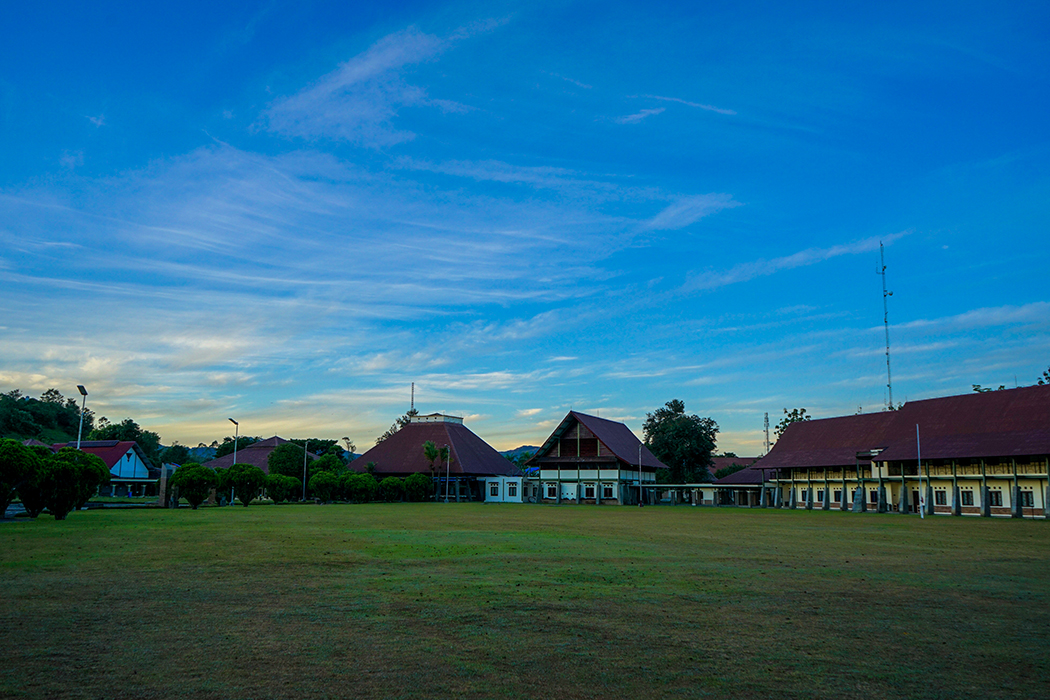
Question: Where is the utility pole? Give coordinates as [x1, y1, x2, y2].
[764, 412, 770, 455]
[878, 242, 894, 410]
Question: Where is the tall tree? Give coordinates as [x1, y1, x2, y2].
[376, 409, 419, 444]
[642, 400, 719, 483]
[1037, 366, 1050, 385]
[227, 464, 267, 506]
[774, 408, 810, 440]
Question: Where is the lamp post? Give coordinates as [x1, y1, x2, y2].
[76, 385, 88, 449]
[302, 440, 309, 501]
[228, 418, 238, 505]
[444, 444, 451, 503]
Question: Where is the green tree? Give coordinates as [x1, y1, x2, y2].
[161, 443, 192, 465]
[774, 408, 810, 440]
[38, 448, 109, 520]
[312, 453, 346, 474]
[169, 463, 217, 509]
[377, 409, 419, 444]
[378, 476, 404, 502]
[643, 400, 719, 483]
[309, 471, 342, 503]
[0, 439, 42, 517]
[214, 436, 261, 459]
[972, 384, 1005, 393]
[713, 463, 747, 480]
[1039, 367, 1050, 385]
[344, 472, 378, 503]
[404, 472, 430, 502]
[227, 464, 267, 506]
[15, 446, 53, 517]
[267, 474, 301, 504]
[267, 443, 311, 480]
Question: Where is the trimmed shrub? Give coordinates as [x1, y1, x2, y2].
[169, 463, 217, 509]
[379, 476, 404, 502]
[404, 472, 430, 502]
[267, 474, 301, 504]
[309, 471, 341, 503]
[228, 463, 267, 506]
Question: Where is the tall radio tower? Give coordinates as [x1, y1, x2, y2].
[878, 242, 894, 410]
[763, 412, 770, 455]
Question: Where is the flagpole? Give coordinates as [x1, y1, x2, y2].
[916, 424, 924, 519]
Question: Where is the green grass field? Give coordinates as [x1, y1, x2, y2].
[1, 504, 1047, 699]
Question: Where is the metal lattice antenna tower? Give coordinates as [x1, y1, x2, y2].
[411, 382, 415, 412]
[763, 412, 770, 455]
[878, 242, 894, 410]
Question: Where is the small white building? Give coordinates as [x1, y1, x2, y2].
[482, 475, 524, 503]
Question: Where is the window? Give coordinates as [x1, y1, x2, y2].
[490, 483, 499, 497]
[800, 489, 808, 502]
[988, 490, 1003, 507]
[1021, 490, 1034, 507]
[961, 490, 974, 506]
[584, 485, 595, 499]
[816, 490, 824, 502]
[934, 490, 947, 506]
[546, 485, 557, 499]
[508, 483, 517, 497]
[603, 485, 614, 499]
[834, 490, 842, 503]
[870, 489, 879, 504]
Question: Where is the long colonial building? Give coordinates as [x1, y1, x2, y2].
[751, 384, 1050, 517]
[527, 411, 668, 505]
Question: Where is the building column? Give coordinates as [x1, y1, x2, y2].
[951, 460, 961, 516]
[898, 475, 911, 515]
[851, 485, 865, 513]
[1011, 459, 1022, 519]
[805, 484, 813, 511]
[979, 467, 991, 518]
[877, 485, 888, 513]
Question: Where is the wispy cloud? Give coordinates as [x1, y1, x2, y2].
[642, 94, 736, 115]
[86, 114, 105, 127]
[549, 72, 592, 89]
[262, 22, 502, 147]
[646, 193, 740, 230]
[615, 107, 665, 124]
[682, 231, 908, 292]
[895, 301, 1050, 332]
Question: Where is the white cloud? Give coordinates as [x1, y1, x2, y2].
[646, 193, 741, 230]
[86, 114, 105, 127]
[643, 94, 736, 115]
[263, 25, 487, 146]
[682, 231, 909, 292]
[615, 107, 665, 124]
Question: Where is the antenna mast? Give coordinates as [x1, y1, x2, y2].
[410, 382, 415, 412]
[878, 242, 894, 410]
[763, 412, 770, 455]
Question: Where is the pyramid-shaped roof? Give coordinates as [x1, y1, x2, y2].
[354, 415, 516, 477]
[203, 436, 315, 473]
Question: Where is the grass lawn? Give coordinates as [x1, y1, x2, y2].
[1, 504, 1047, 699]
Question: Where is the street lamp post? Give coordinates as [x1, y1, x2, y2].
[76, 385, 88, 449]
[228, 418, 239, 505]
[302, 440, 309, 501]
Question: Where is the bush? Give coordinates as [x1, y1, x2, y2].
[378, 476, 404, 502]
[267, 474, 301, 504]
[309, 471, 341, 503]
[343, 472, 378, 503]
[404, 473, 430, 502]
[169, 463, 217, 509]
[228, 463, 267, 506]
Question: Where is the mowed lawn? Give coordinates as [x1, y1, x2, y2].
[1, 504, 1047, 699]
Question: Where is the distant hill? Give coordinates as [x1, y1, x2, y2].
[500, 445, 539, 459]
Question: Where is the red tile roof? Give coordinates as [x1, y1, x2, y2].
[353, 420, 516, 477]
[203, 436, 315, 474]
[759, 384, 1050, 469]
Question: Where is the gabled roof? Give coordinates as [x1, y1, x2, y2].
[50, 440, 155, 479]
[759, 383, 1050, 468]
[353, 420, 516, 477]
[529, 411, 667, 470]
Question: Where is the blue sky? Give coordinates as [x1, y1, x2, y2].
[2, 1, 1048, 453]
